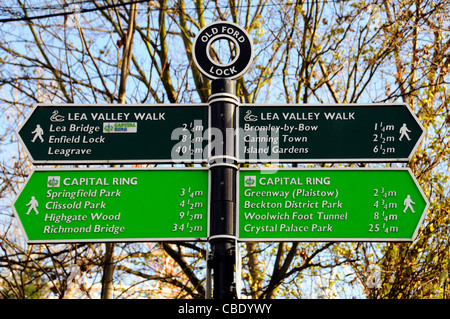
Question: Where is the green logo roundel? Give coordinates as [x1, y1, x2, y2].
[103, 124, 114, 132]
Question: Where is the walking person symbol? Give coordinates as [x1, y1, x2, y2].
[26, 196, 39, 215]
[403, 195, 415, 213]
[399, 123, 411, 141]
[31, 124, 44, 143]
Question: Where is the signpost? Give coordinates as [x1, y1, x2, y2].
[238, 168, 429, 241]
[11, 21, 431, 300]
[18, 104, 209, 164]
[193, 21, 254, 300]
[12, 168, 209, 243]
[238, 104, 425, 163]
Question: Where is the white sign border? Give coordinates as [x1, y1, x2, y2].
[11, 167, 211, 244]
[236, 167, 430, 242]
[236, 103, 426, 163]
[16, 103, 211, 165]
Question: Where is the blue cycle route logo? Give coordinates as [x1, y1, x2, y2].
[103, 122, 137, 133]
[244, 176, 256, 187]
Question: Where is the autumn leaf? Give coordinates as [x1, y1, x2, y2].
[117, 38, 124, 48]
[439, 270, 448, 287]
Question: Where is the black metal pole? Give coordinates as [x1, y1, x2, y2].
[208, 79, 238, 300]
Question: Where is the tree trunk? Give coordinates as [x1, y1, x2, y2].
[101, 243, 115, 299]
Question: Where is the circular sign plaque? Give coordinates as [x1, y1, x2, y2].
[193, 21, 254, 80]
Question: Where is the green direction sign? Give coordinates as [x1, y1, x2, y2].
[238, 103, 425, 163]
[18, 104, 209, 164]
[12, 168, 209, 243]
[238, 168, 429, 242]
